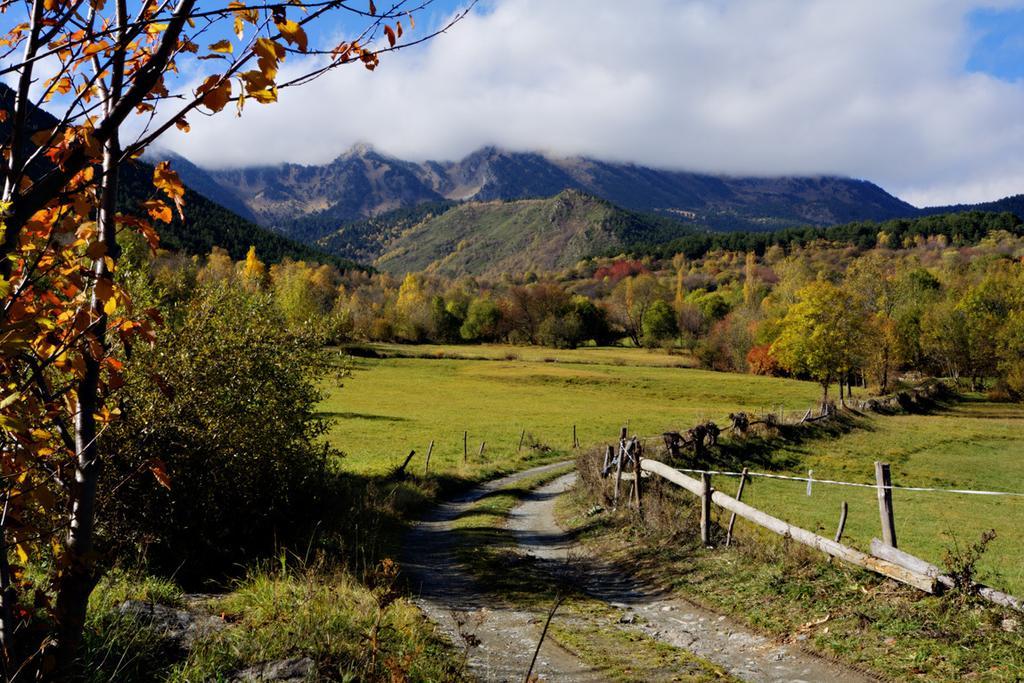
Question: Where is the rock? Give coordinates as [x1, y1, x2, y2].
[661, 605, 673, 612]
[118, 600, 224, 649]
[232, 657, 316, 682]
[618, 612, 637, 624]
[1002, 618, 1019, 633]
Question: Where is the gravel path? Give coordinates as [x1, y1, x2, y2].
[402, 462, 604, 682]
[507, 472, 878, 683]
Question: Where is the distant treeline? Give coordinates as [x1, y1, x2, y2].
[621, 210, 1024, 260]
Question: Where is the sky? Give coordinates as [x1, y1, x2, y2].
[148, 1, 1024, 206]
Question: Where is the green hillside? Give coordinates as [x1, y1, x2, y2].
[368, 190, 692, 276]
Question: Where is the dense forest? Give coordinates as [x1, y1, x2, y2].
[169, 219, 1024, 402]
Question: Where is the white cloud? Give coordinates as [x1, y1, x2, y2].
[157, 0, 1024, 206]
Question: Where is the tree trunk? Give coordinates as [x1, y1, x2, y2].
[53, 118, 122, 678]
[880, 346, 890, 394]
[0, 498, 17, 677]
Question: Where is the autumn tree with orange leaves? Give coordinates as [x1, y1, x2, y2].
[0, 0, 470, 676]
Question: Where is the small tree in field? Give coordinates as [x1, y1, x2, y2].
[0, 0, 470, 675]
[771, 280, 866, 406]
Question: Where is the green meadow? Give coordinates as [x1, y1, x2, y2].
[321, 346, 821, 476]
[737, 398, 1024, 595]
[321, 345, 1024, 595]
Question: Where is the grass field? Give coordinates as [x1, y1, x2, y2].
[735, 397, 1024, 595]
[352, 342, 698, 368]
[324, 345, 1024, 595]
[321, 346, 821, 476]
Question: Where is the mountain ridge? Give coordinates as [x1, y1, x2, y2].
[199, 144, 919, 237]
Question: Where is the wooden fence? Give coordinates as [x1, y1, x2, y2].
[601, 428, 1023, 612]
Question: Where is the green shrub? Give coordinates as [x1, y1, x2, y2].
[98, 284, 344, 583]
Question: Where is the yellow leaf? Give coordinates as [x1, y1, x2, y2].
[104, 296, 117, 315]
[208, 39, 233, 54]
[253, 38, 285, 79]
[275, 19, 307, 52]
[15, 544, 27, 564]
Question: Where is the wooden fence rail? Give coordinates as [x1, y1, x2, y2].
[639, 458, 938, 593]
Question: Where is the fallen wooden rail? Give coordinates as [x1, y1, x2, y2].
[639, 458, 938, 593]
[870, 540, 1023, 613]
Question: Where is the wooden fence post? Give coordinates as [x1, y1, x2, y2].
[806, 470, 813, 496]
[700, 472, 712, 546]
[725, 467, 747, 547]
[518, 429, 526, 452]
[875, 461, 897, 548]
[633, 450, 643, 512]
[478, 441, 486, 460]
[423, 440, 434, 476]
[573, 424, 578, 449]
[602, 444, 613, 477]
[834, 501, 848, 543]
[613, 443, 624, 510]
[463, 431, 468, 463]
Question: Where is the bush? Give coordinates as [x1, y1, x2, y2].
[98, 284, 344, 582]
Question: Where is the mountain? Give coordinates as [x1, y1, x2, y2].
[355, 189, 695, 277]
[0, 83, 348, 267]
[201, 145, 918, 237]
[209, 144, 445, 233]
[921, 194, 1024, 220]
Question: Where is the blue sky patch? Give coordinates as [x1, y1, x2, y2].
[967, 7, 1024, 81]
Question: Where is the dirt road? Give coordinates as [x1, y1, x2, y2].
[404, 463, 876, 682]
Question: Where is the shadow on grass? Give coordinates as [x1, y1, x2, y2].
[316, 411, 410, 422]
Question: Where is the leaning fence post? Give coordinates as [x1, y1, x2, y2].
[478, 441, 486, 460]
[518, 428, 526, 452]
[875, 461, 897, 548]
[725, 467, 748, 547]
[423, 440, 434, 476]
[700, 472, 712, 546]
[834, 501, 848, 543]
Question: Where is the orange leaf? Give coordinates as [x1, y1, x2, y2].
[369, 0, 376, 15]
[149, 458, 172, 489]
[153, 161, 185, 219]
[83, 40, 109, 56]
[196, 75, 232, 113]
[142, 199, 172, 223]
[85, 240, 107, 259]
[383, 24, 396, 48]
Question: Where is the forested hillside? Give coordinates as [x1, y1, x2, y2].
[361, 190, 694, 275]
